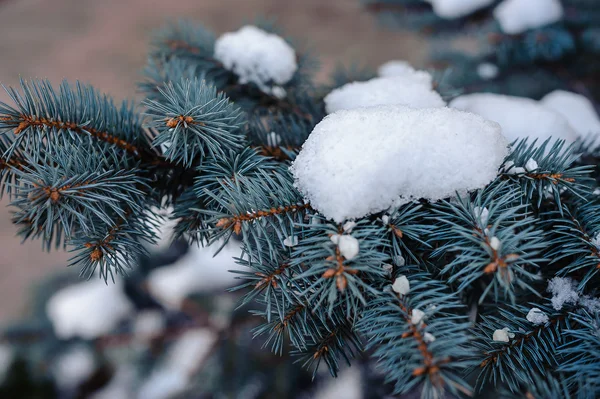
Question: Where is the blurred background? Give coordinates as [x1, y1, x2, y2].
[0, 0, 426, 322]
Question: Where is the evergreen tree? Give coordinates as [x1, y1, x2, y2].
[365, 0, 600, 102]
[0, 15, 599, 399]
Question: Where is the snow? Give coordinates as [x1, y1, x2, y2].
[166, 329, 217, 375]
[53, 346, 96, 388]
[423, 332, 436, 343]
[378, 60, 416, 77]
[137, 329, 216, 399]
[330, 234, 360, 260]
[524, 158, 539, 172]
[133, 311, 165, 341]
[137, 369, 188, 399]
[214, 25, 297, 96]
[46, 279, 134, 339]
[411, 308, 425, 325]
[394, 255, 406, 267]
[540, 90, 600, 138]
[90, 367, 135, 399]
[477, 63, 499, 80]
[494, 0, 563, 34]
[376, 62, 434, 87]
[473, 206, 489, 228]
[147, 239, 243, 309]
[0, 345, 13, 384]
[283, 235, 298, 247]
[425, 0, 494, 19]
[343, 221, 357, 233]
[526, 308, 549, 325]
[547, 277, 579, 311]
[392, 275, 410, 295]
[314, 366, 362, 399]
[490, 237, 501, 251]
[450, 93, 578, 145]
[580, 296, 600, 314]
[493, 327, 515, 342]
[592, 232, 600, 250]
[324, 75, 445, 114]
[291, 105, 508, 222]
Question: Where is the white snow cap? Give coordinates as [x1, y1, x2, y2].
[580, 296, 600, 314]
[330, 234, 360, 260]
[147, 239, 243, 309]
[392, 275, 411, 295]
[378, 60, 416, 77]
[214, 25, 297, 95]
[541, 90, 600, 138]
[134, 311, 166, 341]
[494, 0, 563, 34]
[425, 0, 494, 19]
[324, 75, 444, 114]
[46, 279, 134, 339]
[450, 93, 579, 145]
[423, 332, 436, 343]
[547, 277, 579, 311]
[493, 327, 515, 342]
[526, 308, 549, 325]
[291, 105, 508, 222]
[137, 369, 188, 399]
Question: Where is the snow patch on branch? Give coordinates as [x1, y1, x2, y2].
[494, 0, 563, 34]
[324, 75, 444, 114]
[147, 240, 244, 309]
[425, 0, 494, 19]
[540, 90, 600, 138]
[547, 277, 579, 311]
[46, 279, 134, 339]
[291, 106, 508, 222]
[214, 25, 297, 96]
[450, 93, 578, 145]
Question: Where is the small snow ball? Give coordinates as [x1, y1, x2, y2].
[450, 93, 578, 145]
[526, 308, 549, 325]
[214, 25, 297, 95]
[425, 0, 495, 19]
[324, 75, 444, 114]
[378, 60, 416, 77]
[291, 105, 508, 222]
[330, 234, 360, 260]
[493, 327, 515, 342]
[392, 275, 411, 295]
[494, 0, 563, 34]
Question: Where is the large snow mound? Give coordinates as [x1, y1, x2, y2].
[494, 0, 563, 34]
[291, 106, 508, 222]
[46, 279, 134, 339]
[540, 90, 600, 138]
[450, 93, 578, 145]
[425, 0, 494, 19]
[214, 25, 297, 94]
[324, 76, 445, 114]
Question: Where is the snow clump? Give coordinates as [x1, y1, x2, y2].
[540, 90, 600, 138]
[526, 308, 549, 325]
[291, 105, 508, 222]
[547, 277, 579, 311]
[425, 0, 494, 19]
[214, 25, 297, 96]
[324, 75, 444, 114]
[494, 0, 563, 34]
[450, 93, 578, 145]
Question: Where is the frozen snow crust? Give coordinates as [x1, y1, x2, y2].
[291, 105, 508, 222]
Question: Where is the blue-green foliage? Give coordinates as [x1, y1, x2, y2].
[365, 0, 600, 102]
[1, 18, 600, 399]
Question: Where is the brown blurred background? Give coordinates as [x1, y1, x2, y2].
[0, 0, 425, 322]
